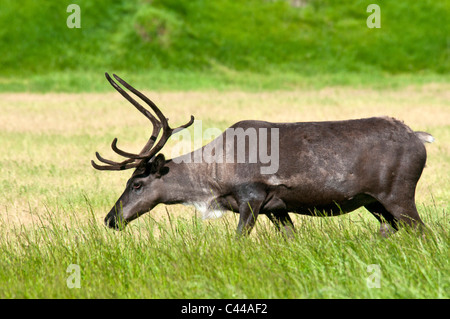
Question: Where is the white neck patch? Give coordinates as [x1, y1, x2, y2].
[185, 200, 227, 220]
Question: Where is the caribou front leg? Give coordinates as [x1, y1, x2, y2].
[237, 201, 263, 236]
[267, 211, 296, 238]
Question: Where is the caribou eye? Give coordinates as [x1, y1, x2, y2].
[131, 182, 142, 190]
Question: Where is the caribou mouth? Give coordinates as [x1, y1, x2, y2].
[104, 214, 128, 231]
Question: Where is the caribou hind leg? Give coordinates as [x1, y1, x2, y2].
[382, 199, 425, 232]
[364, 201, 398, 237]
[365, 197, 425, 237]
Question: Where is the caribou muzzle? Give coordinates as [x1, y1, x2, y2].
[104, 204, 128, 230]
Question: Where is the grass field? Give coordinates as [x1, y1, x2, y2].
[0, 83, 448, 298]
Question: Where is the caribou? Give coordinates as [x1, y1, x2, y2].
[92, 73, 434, 237]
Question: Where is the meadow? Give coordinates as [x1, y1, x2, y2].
[0, 83, 448, 298]
[0, 0, 448, 300]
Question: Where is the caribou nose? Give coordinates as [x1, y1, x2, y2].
[105, 215, 126, 230]
[104, 215, 116, 229]
[104, 201, 125, 230]
[104, 209, 127, 230]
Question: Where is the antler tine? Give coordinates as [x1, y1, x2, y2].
[91, 160, 140, 171]
[95, 151, 135, 166]
[111, 138, 149, 160]
[91, 152, 140, 171]
[173, 115, 195, 134]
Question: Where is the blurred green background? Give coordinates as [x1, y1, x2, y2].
[0, 0, 448, 91]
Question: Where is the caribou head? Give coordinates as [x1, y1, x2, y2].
[92, 73, 194, 229]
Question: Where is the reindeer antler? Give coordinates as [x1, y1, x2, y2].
[91, 73, 194, 171]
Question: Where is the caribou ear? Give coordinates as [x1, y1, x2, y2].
[151, 154, 168, 177]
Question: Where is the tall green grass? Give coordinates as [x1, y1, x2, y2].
[0, 203, 447, 298]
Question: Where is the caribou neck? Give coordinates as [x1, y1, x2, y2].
[159, 159, 217, 205]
